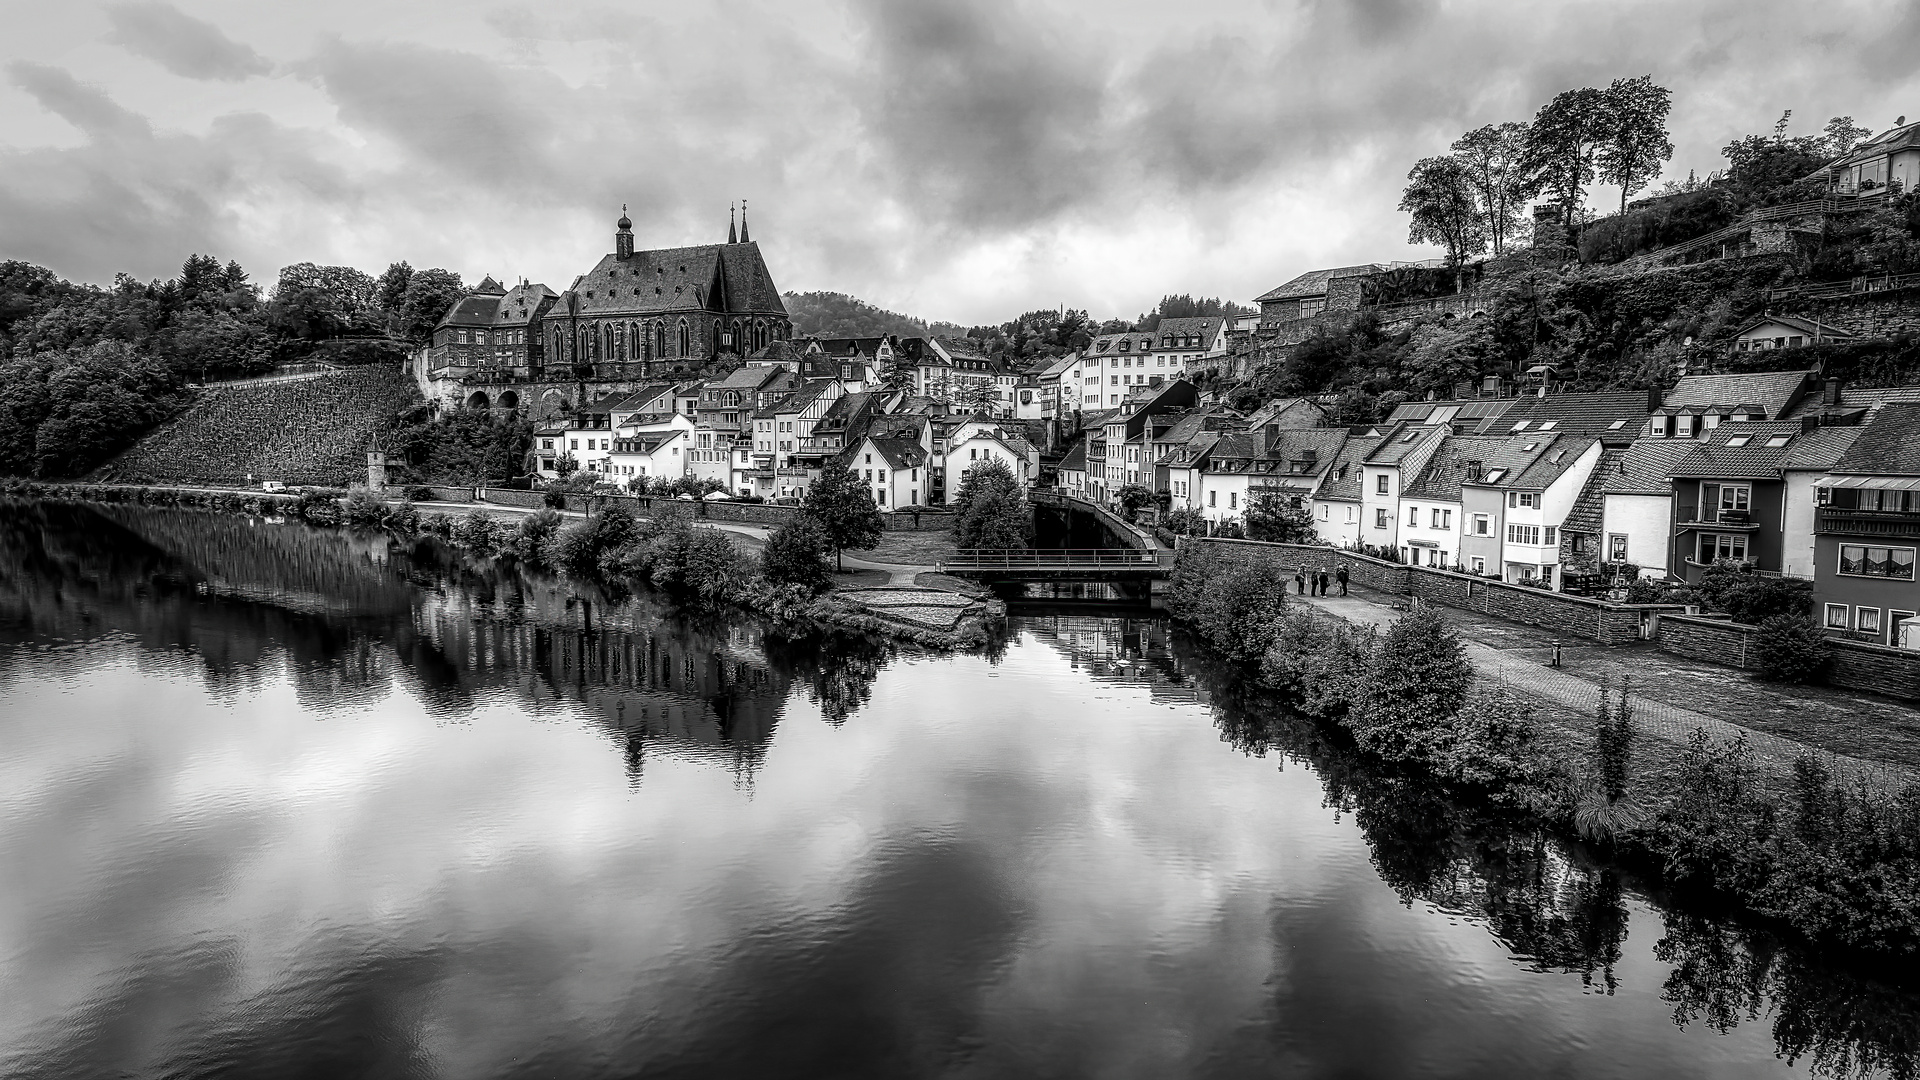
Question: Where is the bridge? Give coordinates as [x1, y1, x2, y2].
[941, 548, 1173, 582]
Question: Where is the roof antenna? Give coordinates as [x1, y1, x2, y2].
[739, 199, 751, 244]
[728, 203, 738, 245]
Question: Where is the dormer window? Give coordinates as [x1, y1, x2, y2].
[1522, 442, 1538, 451]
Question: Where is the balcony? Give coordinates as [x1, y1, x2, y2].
[1818, 507, 1920, 539]
[1676, 513, 1760, 532]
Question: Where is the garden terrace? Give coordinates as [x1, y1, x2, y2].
[98, 365, 422, 487]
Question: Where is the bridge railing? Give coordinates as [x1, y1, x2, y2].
[944, 548, 1171, 570]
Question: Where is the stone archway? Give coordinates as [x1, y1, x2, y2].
[497, 390, 520, 411]
[466, 391, 491, 410]
[539, 389, 570, 421]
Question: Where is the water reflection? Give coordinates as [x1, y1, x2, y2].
[1, 499, 1918, 1077]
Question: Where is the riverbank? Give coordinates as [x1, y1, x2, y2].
[1, 480, 1004, 651]
[1166, 538, 1920, 963]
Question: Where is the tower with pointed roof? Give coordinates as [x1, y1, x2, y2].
[615, 205, 634, 259]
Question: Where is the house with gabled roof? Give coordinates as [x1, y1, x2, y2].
[1781, 425, 1867, 577]
[845, 434, 930, 509]
[1401, 435, 1507, 571]
[1254, 264, 1386, 325]
[1483, 389, 1660, 445]
[427, 277, 558, 392]
[1598, 440, 1698, 578]
[1807, 118, 1920, 197]
[1665, 420, 1811, 582]
[1178, 428, 1350, 526]
[1812, 402, 1920, 647]
[1360, 423, 1449, 556]
[1309, 435, 1381, 546]
[1731, 315, 1854, 354]
[1646, 370, 1817, 438]
[1453, 433, 1604, 586]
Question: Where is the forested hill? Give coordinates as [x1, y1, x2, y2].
[782, 291, 967, 340]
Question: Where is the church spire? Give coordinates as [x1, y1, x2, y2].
[615, 203, 634, 259]
[739, 199, 751, 244]
[728, 203, 738, 245]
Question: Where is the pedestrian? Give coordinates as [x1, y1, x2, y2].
[1294, 568, 1306, 594]
[1336, 565, 1349, 596]
[1318, 569, 1330, 596]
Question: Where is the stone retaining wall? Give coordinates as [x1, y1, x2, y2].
[1653, 613, 1920, 701]
[471, 486, 951, 531]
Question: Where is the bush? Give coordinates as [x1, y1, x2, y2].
[510, 508, 562, 563]
[409, 485, 437, 501]
[1190, 563, 1288, 663]
[343, 486, 387, 527]
[1439, 684, 1562, 811]
[451, 508, 500, 554]
[292, 488, 344, 525]
[761, 515, 836, 594]
[1696, 560, 1812, 623]
[1350, 606, 1473, 762]
[1753, 615, 1833, 684]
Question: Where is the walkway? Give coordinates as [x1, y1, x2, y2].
[1291, 583, 1920, 792]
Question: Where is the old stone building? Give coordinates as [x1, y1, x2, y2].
[417, 207, 791, 420]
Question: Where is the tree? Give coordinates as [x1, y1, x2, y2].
[1114, 483, 1155, 522]
[1824, 115, 1873, 156]
[1451, 122, 1533, 256]
[951, 457, 1033, 550]
[1400, 155, 1488, 270]
[376, 261, 414, 315]
[761, 514, 836, 593]
[399, 269, 465, 342]
[1595, 75, 1674, 213]
[1525, 86, 1609, 228]
[1351, 605, 1473, 762]
[1242, 491, 1315, 543]
[801, 464, 882, 570]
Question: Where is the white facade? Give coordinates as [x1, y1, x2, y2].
[1397, 496, 1463, 568]
[951, 431, 1036, 487]
[607, 429, 688, 486]
[1313, 498, 1364, 546]
[1600, 492, 1673, 576]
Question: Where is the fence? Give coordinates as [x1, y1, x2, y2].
[462, 487, 954, 531]
[1767, 271, 1920, 302]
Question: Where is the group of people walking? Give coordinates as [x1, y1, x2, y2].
[1294, 563, 1349, 597]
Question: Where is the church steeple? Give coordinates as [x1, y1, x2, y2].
[615, 204, 634, 259]
[739, 199, 751, 244]
[728, 203, 738, 245]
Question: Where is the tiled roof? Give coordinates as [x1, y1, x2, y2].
[1245, 397, 1328, 429]
[1150, 316, 1225, 346]
[1404, 435, 1509, 500]
[1483, 391, 1655, 440]
[1831, 403, 1920, 476]
[863, 436, 927, 471]
[608, 383, 678, 414]
[1667, 421, 1806, 480]
[1663, 370, 1813, 419]
[1316, 435, 1383, 501]
[1600, 440, 1699, 495]
[1364, 423, 1447, 465]
[1088, 331, 1159, 355]
[561, 241, 785, 318]
[1510, 435, 1598, 490]
[1783, 385, 1920, 422]
[709, 365, 783, 391]
[1822, 120, 1920, 171]
[1057, 441, 1087, 472]
[1563, 447, 1624, 535]
[1781, 425, 1865, 470]
[1732, 314, 1853, 339]
[1254, 264, 1385, 303]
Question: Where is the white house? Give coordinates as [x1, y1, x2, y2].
[950, 428, 1039, 487]
[847, 435, 930, 509]
[1309, 437, 1378, 546]
[1360, 425, 1448, 556]
[1598, 441, 1694, 578]
[608, 427, 690, 488]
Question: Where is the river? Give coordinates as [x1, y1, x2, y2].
[0, 499, 1914, 1079]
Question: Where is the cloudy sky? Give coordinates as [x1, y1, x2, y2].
[2, 0, 1917, 325]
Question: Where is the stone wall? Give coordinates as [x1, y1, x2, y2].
[1183, 537, 1669, 644]
[1794, 290, 1920, 339]
[422, 484, 478, 503]
[1652, 613, 1920, 701]
[472, 486, 951, 531]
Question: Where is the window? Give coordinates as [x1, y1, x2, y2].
[570, 439, 578, 450]
[1472, 514, 1490, 535]
[1893, 611, 1918, 646]
[1433, 508, 1451, 530]
[541, 439, 553, 450]
[1376, 475, 1389, 494]
[1825, 604, 1852, 630]
[1839, 544, 1917, 580]
[1319, 504, 1329, 520]
[1346, 506, 1357, 523]
[1209, 491, 1216, 507]
[1471, 556, 1486, 574]
[1375, 508, 1389, 527]
[1405, 504, 1420, 527]
[1858, 607, 1884, 638]
[1507, 524, 1541, 545]
[1543, 526, 1557, 545]
[1508, 492, 1538, 508]
[1229, 492, 1237, 510]
[1700, 533, 1749, 562]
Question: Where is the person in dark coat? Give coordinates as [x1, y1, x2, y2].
[1295, 568, 1306, 594]
[1317, 569, 1330, 596]
[1336, 565, 1349, 595]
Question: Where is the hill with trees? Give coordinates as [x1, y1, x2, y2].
[782, 291, 968, 340]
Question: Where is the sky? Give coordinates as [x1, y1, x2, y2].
[0, 0, 1917, 326]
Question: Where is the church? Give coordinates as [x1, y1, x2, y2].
[543, 205, 792, 374]
[419, 206, 791, 417]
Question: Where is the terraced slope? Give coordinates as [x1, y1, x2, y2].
[99, 365, 422, 487]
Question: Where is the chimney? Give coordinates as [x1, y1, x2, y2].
[1824, 377, 1842, 405]
[1648, 386, 1663, 411]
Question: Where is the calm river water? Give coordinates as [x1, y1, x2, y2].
[2, 499, 1916, 1079]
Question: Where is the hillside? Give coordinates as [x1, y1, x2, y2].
[783, 291, 968, 340]
[97, 366, 422, 487]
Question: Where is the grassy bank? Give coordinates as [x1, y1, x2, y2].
[1168, 540, 1920, 963]
[2, 480, 1002, 651]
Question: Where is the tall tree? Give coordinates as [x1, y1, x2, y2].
[399, 269, 465, 342]
[1524, 86, 1609, 227]
[1400, 155, 1488, 269]
[951, 457, 1032, 550]
[1451, 122, 1533, 255]
[1595, 75, 1674, 213]
[801, 463, 882, 571]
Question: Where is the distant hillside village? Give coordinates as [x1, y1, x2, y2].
[6, 94, 1920, 652]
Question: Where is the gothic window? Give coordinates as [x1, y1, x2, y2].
[655, 322, 666, 358]
[613, 321, 625, 360]
[678, 319, 690, 357]
[714, 320, 723, 350]
[602, 323, 613, 360]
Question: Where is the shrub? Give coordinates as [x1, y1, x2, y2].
[1439, 684, 1562, 811]
[409, 485, 437, 501]
[343, 486, 388, 527]
[420, 512, 453, 537]
[1753, 615, 1833, 684]
[385, 501, 419, 533]
[1696, 560, 1812, 623]
[1190, 563, 1288, 663]
[510, 508, 563, 563]
[1350, 605, 1473, 763]
[292, 488, 344, 525]
[452, 508, 500, 554]
[761, 515, 836, 594]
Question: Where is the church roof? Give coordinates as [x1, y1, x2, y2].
[562, 241, 786, 319]
[436, 280, 555, 329]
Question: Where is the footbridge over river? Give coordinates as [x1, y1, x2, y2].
[943, 491, 1175, 587]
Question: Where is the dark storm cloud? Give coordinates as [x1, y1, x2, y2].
[102, 2, 272, 82]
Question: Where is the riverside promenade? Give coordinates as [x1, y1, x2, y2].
[1292, 580, 1920, 793]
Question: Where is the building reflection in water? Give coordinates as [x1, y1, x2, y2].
[1019, 612, 1208, 707]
